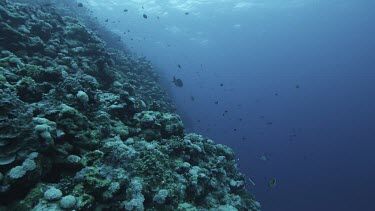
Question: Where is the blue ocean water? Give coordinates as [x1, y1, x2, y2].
[88, 0, 375, 210]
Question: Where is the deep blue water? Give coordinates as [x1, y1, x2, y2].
[88, 0, 375, 210]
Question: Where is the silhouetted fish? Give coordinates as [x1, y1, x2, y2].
[143, 14, 148, 19]
[172, 77, 183, 87]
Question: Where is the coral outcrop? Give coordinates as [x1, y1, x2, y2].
[0, 0, 260, 210]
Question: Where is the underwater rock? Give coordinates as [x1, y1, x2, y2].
[60, 195, 76, 209]
[0, 154, 16, 166]
[133, 111, 184, 139]
[44, 187, 63, 201]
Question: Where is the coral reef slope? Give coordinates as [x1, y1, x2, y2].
[0, 1, 260, 210]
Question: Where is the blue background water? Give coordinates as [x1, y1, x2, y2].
[86, 0, 375, 210]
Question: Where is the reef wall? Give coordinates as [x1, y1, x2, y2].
[0, 0, 260, 210]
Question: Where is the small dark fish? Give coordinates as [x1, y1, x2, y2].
[142, 6, 144, 9]
[77, 2, 83, 7]
[296, 84, 300, 88]
[220, 83, 223, 87]
[178, 64, 181, 69]
[157, 16, 160, 19]
[124, 9, 128, 12]
[233, 129, 237, 131]
[105, 19, 109, 22]
[267, 121, 273, 125]
[172, 76, 183, 87]
[214, 101, 219, 105]
[185, 12, 189, 15]
[190, 96, 195, 101]
[143, 14, 148, 19]
[269, 178, 277, 188]
[275, 93, 278, 96]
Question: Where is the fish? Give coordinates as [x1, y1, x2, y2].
[269, 178, 277, 188]
[77, 3, 83, 7]
[124, 9, 128, 12]
[178, 64, 182, 69]
[143, 14, 148, 19]
[248, 177, 256, 186]
[185, 12, 189, 15]
[220, 83, 223, 87]
[259, 154, 269, 162]
[172, 77, 183, 87]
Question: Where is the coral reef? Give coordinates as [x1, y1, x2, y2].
[0, 0, 260, 210]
